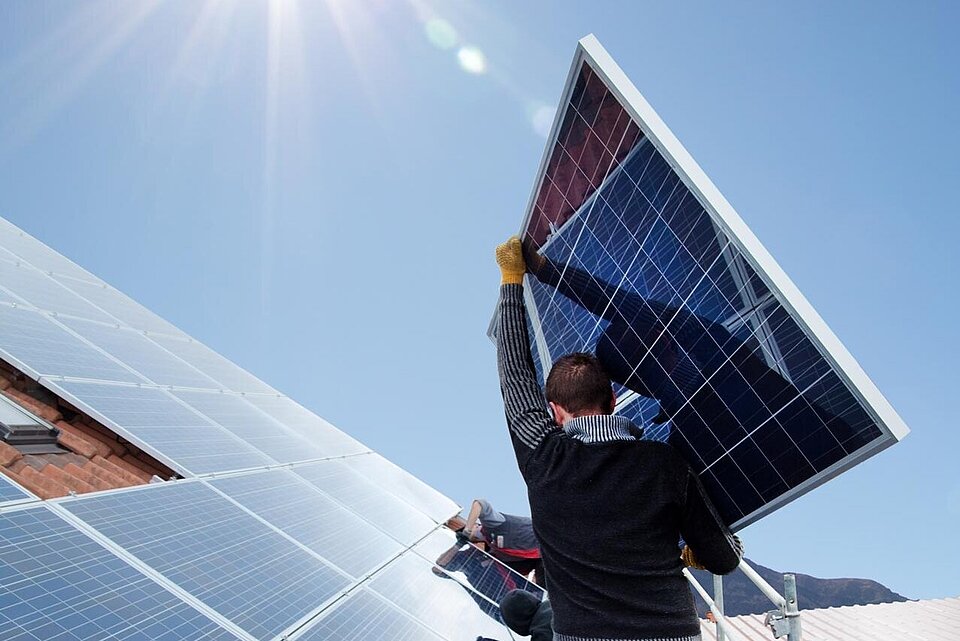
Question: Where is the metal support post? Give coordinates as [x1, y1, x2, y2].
[713, 573, 725, 641]
[682, 569, 748, 641]
[783, 573, 802, 641]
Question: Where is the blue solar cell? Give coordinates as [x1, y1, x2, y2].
[63, 481, 353, 641]
[50, 380, 273, 474]
[0, 506, 241, 641]
[295, 460, 437, 546]
[295, 589, 445, 641]
[0, 474, 31, 504]
[515, 56, 894, 528]
[210, 469, 403, 578]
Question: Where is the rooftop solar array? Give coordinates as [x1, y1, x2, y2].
[503, 36, 909, 529]
[0, 506, 243, 641]
[0, 214, 533, 639]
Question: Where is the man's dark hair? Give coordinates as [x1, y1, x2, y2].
[545, 352, 613, 415]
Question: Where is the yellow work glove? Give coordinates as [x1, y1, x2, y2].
[495, 236, 526, 285]
[681, 545, 706, 570]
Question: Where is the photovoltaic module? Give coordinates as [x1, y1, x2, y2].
[504, 35, 909, 529]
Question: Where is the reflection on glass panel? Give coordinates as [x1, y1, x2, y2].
[64, 482, 351, 641]
[210, 469, 402, 578]
[414, 528, 544, 607]
[150, 334, 276, 394]
[59, 317, 220, 389]
[295, 460, 437, 546]
[245, 395, 368, 459]
[342, 453, 459, 523]
[0, 306, 143, 382]
[52, 380, 273, 474]
[367, 551, 512, 641]
[520, 61, 887, 527]
[0, 217, 100, 283]
[174, 390, 329, 464]
[0, 259, 115, 323]
[52, 274, 186, 336]
[295, 589, 445, 641]
[0, 506, 241, 641]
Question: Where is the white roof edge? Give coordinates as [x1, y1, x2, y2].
[575, 34, 909, 442]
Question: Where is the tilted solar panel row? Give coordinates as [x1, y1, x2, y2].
[1, 215, 538, 639]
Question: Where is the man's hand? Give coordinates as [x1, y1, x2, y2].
[496, 236, 526, 285]
[681, 544, 706, 570]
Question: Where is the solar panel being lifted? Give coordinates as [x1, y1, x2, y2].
[509, 35, 909, 529]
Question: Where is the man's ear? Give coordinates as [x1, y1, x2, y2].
[548, 401, 561, 425]
[609, 389, 617, 414]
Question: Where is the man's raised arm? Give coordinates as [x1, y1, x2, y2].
[495, 237, 556, 471]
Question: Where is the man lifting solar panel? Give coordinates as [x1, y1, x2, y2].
[498, 35, 908, 529]
[486, 34, 910, 641]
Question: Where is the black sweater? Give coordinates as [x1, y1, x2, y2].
[497, 284, 742, 640]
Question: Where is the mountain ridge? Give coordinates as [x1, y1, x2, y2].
[689, 558, 908, 617]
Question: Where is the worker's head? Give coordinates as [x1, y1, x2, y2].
[545, 352, 615, 425]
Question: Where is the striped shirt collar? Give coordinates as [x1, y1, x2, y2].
[563, 414, 641, 443]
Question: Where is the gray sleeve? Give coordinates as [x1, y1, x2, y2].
[476, 498, 506, 529]
[497, 284, 555, 465]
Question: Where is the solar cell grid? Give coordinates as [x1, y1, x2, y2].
[295, 460, 437, 546]
[149, 335, 276, 395]
[342, 453, 460, 523]
[294, 589, 444, 641]
[50, 380, 273, 475]
[63, 481, 352, 641]
[0, 305, 144, 383]
[173, 390, 330, 464]
[0, 474, 31, 504]
[0, 259, 115, 324]
[245, 394, 368, 459]
[51, 275, 187, 337]
[210, 469, 403, 578]
[513, 44, 899, 528]
[58, 317, 221, 389]
[0, 506, 241, 641]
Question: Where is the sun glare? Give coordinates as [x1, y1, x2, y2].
[457, 46, 487, 74]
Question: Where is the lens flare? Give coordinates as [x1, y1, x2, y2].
[457, 46, 486, 74]
[424, 17, 457, 50]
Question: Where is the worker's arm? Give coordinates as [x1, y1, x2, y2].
[462, 500, 484, 540]
[678, 465, 743, 575]
[496, 237, 556, 469]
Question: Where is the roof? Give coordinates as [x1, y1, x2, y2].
[0, 364, 175, 498]
[699, 596, 960, 641]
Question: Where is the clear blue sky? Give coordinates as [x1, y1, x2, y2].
[1, 1, 957, 601]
